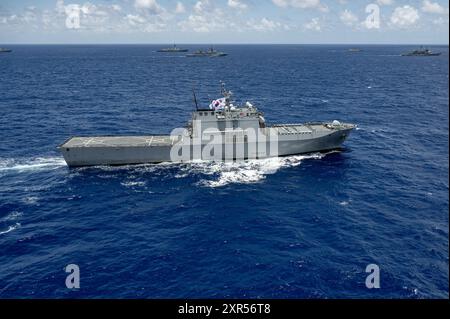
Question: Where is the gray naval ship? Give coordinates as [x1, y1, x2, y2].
[186, 47, 227, 57]
[157, 44, 188, 53]
[402, 47, 441, 56]
[59, 84, 355, 167]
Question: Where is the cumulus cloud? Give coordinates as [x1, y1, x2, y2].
[390, 5, 420, 27]
[303, 17, 321, 31]
[178, 0, 227, 33]
[111, 5, 122, 12]
[124, 13, 165, 32]
[193, 0, 211, 14]
[228, 0, 248, 10]
[174, 2, 186, 14]
[125, 14, 146, 26]
[0, 1, 124, 31]
[134, 0, 164, 15]
[377, 0, 394, 6]
[340, 9, 358, 26]
[272, 0, 328, 12]
[421, 0, 449, 14]
[247, 17, 286, 31]
[0, 0, 170, 33]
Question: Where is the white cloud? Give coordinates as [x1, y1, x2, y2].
[377, 0, 394, 6]
[390, 5, 420, 27]
[56, 0, 65, 16]
[194, 0, 211, 14]
[179, 1, 227, 33]
[340, 9, 358, 26]
[228, 0, 248, 10]
[125, 14, 146, 26]
[175, 2, 185, 14]
[179, 14, 214, 32]
[303, 17, 321, 31]
[124, 11, 167, 32]
[134, 0, 164, 14]
[248, 17, 284, 31]
[111, 5, 122, 12]
[421, 0, 449, 14]
[0, 0, 166, 33]
[272, 0, 328, 12]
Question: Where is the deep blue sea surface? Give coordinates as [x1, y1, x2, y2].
[0, 45, 448, 298]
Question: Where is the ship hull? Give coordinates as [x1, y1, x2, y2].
[277, 128, 353, 156]
[402, 53, 441, 56]
[59, 128, 353, 167]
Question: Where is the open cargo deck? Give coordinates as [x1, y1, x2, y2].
[60, 135, 176, 148]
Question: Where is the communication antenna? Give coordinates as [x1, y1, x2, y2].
[192, 85, 199, 110]
[220, 80, 228, 97]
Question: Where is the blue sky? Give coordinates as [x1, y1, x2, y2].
[0, 0, 448, 44]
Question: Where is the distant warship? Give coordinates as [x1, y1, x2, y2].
[402, 47, 441, 56]
[59, 84, 355, 167]
[186, 47, 227, 57]
[0, 48, 12, 53]
[348, 48, 362, 52]
[157, 44, 188, 53]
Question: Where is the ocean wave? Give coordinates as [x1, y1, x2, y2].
[0, 211, 23, 222]
[0, 223, 21, 236]
[121, 181, 147, 187]
[0, 157, 66, 173]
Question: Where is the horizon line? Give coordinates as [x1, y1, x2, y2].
[2, 42, 449, 46]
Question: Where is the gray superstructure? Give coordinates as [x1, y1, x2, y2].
[59, 85, 356, 167]
[157, 44, 188, 53]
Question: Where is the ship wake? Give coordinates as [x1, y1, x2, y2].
[0, 157, 67, 173]
[186, 152, 333, 187]
[74, 152, 338, 188]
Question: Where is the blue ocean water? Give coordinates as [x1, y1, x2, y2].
[0, 45, 448, 298]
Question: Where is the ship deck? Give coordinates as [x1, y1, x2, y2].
[60, 135, 176, 148]
[270, 123, 331, 134]
[270, 122, 355, 133]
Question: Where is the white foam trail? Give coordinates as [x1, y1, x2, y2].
[0, 157, 66, 173]
[14, 152, 336, 188]
[121, 181, 147, 187]
[192, 153, 329, 188]
[0, 211, 23, 222]
[0, 223, 21, 235]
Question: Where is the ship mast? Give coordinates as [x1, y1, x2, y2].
[220, 81, 232, 111]
[192, 85, 199, 110]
